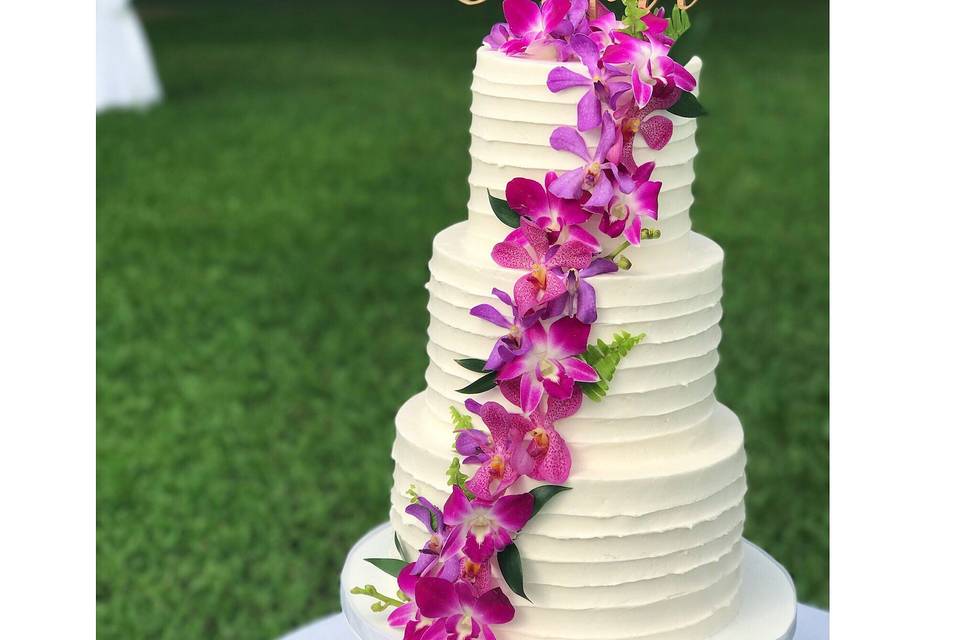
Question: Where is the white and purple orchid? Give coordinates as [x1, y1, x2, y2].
[545, 257, 618, 324]
[414, 578, 515, 640]
[470, 288, 541, 372]
[485, 0, 572, 60]
[491, 219, 594, 317]
[443, 486, 534, 563]
[603, 30, 696, 111]
[598, 161, 661, 244]
[497, 317, 599, 413]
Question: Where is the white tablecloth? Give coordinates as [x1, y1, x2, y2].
[280, 605, 828, 640]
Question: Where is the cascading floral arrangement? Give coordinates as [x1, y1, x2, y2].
[352, 2, 706, 638]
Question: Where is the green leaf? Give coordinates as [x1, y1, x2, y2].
[529, 485, 571, 519]
[394, 533, 409, 562]
[497, 543, 530, 602]
[445, 458, 476, 500]
[455, 370, 498, 395]
[455, 358, 489, 373]
[665, 5, 692, 41]
[449, 405, 475, 431]
[364, 557, 407, 578]
[578, 331, 646, 401]
[667, 91, 707, 118]
[488, 191, 521, 228]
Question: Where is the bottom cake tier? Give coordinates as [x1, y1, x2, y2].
[341, 523, 796, 640]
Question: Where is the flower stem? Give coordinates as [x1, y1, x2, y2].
[350, 584, 407, 610]
[604, 240, 631, 261]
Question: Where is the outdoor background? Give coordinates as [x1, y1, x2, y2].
[97, 1, 829, 638]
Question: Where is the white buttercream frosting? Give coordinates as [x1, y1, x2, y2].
[381, 48, 750, 639]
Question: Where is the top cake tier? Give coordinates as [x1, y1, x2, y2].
[467, 47, 703, 261]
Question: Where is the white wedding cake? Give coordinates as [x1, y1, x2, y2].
[342, 4, 796, 640]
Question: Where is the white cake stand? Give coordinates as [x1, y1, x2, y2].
[340, 523, 797, 640]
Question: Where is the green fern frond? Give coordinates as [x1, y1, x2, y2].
[445, 458, 476, 499]
[449, 406, 474, 432]
[578, 331, 646, 402]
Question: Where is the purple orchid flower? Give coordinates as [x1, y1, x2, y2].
[585, 4, 623, 49]
[491, 219, 594, 317]
[414, 579, 515, 640]
[442, 486, 534, 563]
[546, 34, 608, 131]
[598, 161, 661, 244]
[548, 112, 631, 209]
[545, 257, 618, 324]
[497, 316, 599, 413]
[603, 30, 696, 110]
[505, 172, 599, 250]
[461, 398, 534, 501]
[467, 398, 575, 485]
[489, 0, 572, 60]
[470, 288, 540, 372]
[405, 497, 462, 582]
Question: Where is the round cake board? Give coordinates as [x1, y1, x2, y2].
[340, 523, 797, 640]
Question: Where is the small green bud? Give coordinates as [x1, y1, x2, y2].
[617, 255, 633, 270]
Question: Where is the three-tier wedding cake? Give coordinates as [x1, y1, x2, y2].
[341, 3, 797, 639]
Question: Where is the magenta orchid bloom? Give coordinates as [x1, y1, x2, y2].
[491, 219, 593, 317]
[442, 486, 534, 563]
[389, 564, 446, 640]
[415, 578, 515, 640]
[489, 0, 572, 60]
[470, 288, 540, 371]
[545, 257, 618, 324]
[467, 398, 574, 485]
[460, 399, 534, 500]
[505, 172, 599, 250]
[548, 112, 629, 208]
[498, 316, 599, 412]
[598, 161, 661, 244]
[546, 34, 608, 131]
[603, 30, 696, 110]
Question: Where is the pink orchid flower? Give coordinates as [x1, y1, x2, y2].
[457, 402, 534, 501]
[415, 578, 515, 640]
[442, 486, 534, 563]
[598, 161, 661, 244]
[489, 0, 572, 60]
[548, 112, 634, 208]
[389, 564, 446, 640]
[603, 30, 696, 110]
[470, 288, 541, 372]
[505, 172, 599, 250]
[466, 398, 574, 485]
[406, 497, 461, 582]
[491, 219, 593, 316]
[497, 317, 599, 413]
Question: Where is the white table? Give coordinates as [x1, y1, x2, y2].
[281, 606, 829, 640]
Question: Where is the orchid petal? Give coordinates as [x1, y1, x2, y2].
[503, 0, 542, 36]
[442, 486, 473, 526]
[564, 225, 601, 252]
[576, 90, 602, 132]
[549, 126, 591, 161]
[563, 357, 599, 382]
[596, 112, 617, 162]
[520, 372, 545, 413]
[633, 180, 662, 219]
[387, 601, 418, 628]
[491, 288, 514, 307]
[545, 386, 583, 421]
[639, 115, 673, 151]
[574, 279, 598, 324]
[541, 369, 575, 399]
[491, 240, 533, 270]
[546, 67, 591, 92]
[548, 316, 591, 358]
[506, 177, 549, 218]
[624, 214, 643, 245]
[580, 257, 618, 278]
[415, 577, 461, 619]
[570, 33, 600, 73]
[470, 303, 513, 329]
[547, 167, 587, 199]
[456, 429, 491, 458]
[396, 563, 419, 599]
[491, 492, 534, 532]
[546, 240, 594, 270]
[531, 427, 572, 483]
[474, 588, 516, 625]
[631, 67, 654, 109]
[541, 0, 572, 33]
[519, 218, 550, 259]
[584, 171, 614, 209]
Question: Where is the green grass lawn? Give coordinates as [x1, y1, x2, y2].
[97, 1, 828, 637]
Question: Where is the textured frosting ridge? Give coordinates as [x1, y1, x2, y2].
[387, 48, 746, 640]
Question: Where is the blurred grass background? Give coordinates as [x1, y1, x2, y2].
[96, 0, 828, 637]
